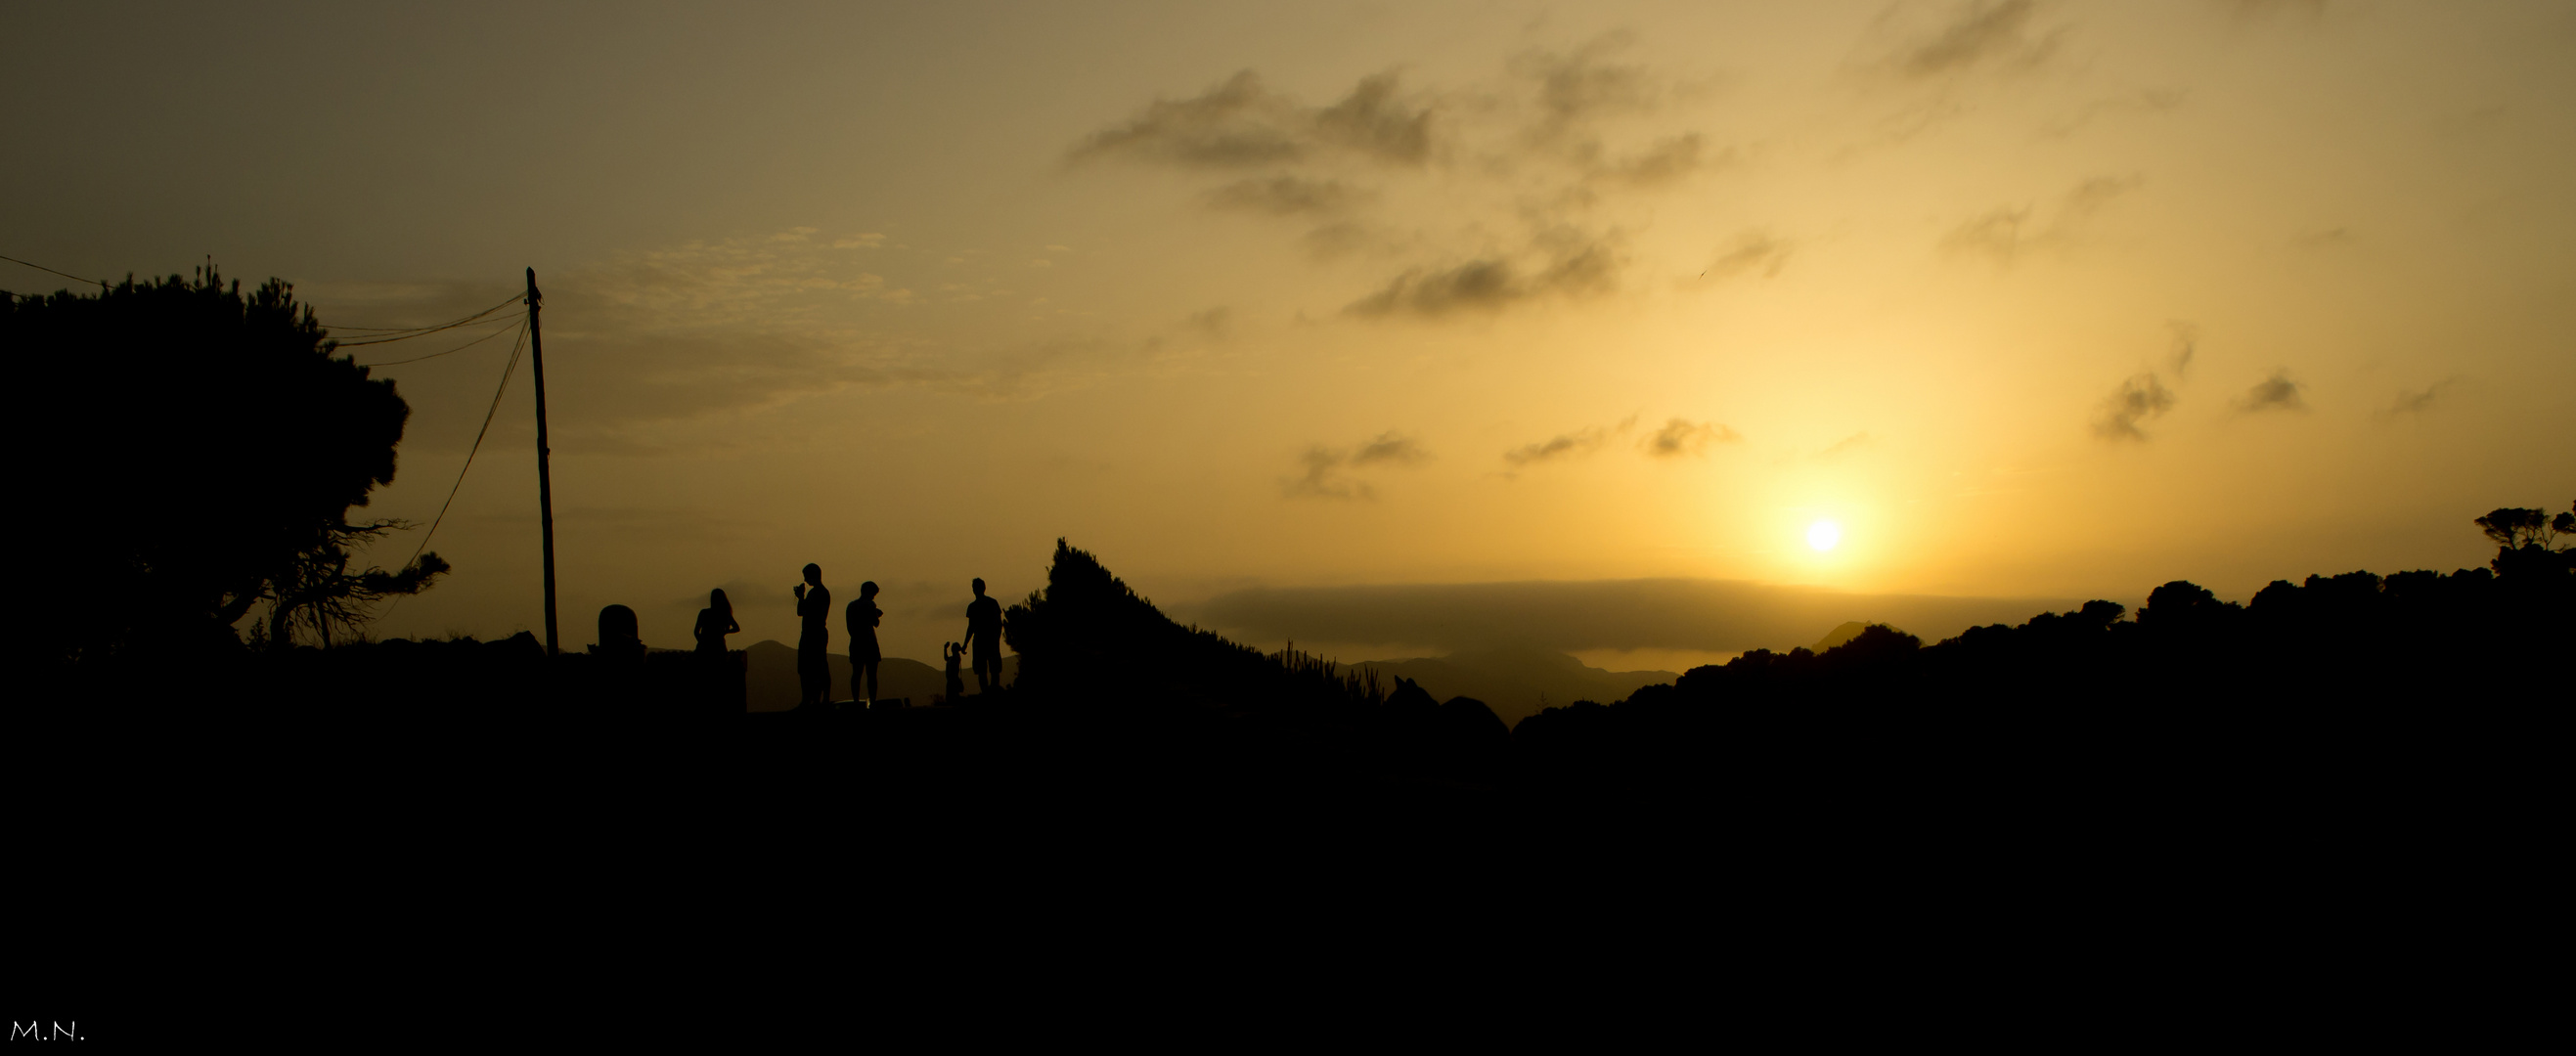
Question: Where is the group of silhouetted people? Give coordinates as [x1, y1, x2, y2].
[658, 565, 1004, 709]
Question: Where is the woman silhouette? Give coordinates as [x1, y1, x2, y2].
[846, 581, 883, 706]
[693, 588, 740, 654]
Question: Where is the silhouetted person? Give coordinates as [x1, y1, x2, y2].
[793, 564, 831, 708]
[846, 581, 883, 706]
[942, 641, 966, 703]
[593, 604, 644, 661]
[962, 578, 1003, 693]
[693, 588, 739, 655]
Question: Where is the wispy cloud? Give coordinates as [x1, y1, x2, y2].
[2168, 320, 2199, 379]
[1642, 418, 1742, 458]
[2093, 373, 2176, 441]
[1205, 176, 1367, 216]
[1081, 40, 1724, 324]
[1888, 0, 2064, 80]
[1503, 417, 1636, 469]
[1505, 428, 1608, 466]
[1599, 134, 1724, 187]
[1346, 225, 1623, 318]
[2377, 378, 2457, 419]
[1699, 232, 1792, 282]
[1282, 430, 1430, 500]
[1941, 175, 2139, 266]
[1070, 70, 1432, 169]
[2037, 89, 2187, 139]
[1352, 431, 1431, 466]
[1514, 35, 1661, 141]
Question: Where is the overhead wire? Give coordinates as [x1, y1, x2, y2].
[385, 315, 532, 604]
[324, 293, 526, 346]
[323, 291, 523, 333]
[352, 313, 525, 367]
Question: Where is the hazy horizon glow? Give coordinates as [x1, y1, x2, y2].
[8, 1, 2570, 664]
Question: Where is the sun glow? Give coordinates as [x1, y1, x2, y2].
[1806, 519, 1843, 551]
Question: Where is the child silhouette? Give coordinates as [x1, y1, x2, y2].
[942, 641, 966, 705]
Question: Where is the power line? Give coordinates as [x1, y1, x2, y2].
[399, 316, 531, 571]
[0, 253, 106, 288]
[353, 313, 525, 367]
[324, 291, 524, 334]
[325, 293, 526, 346]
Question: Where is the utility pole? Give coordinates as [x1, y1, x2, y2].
[526, 267, 560, 655]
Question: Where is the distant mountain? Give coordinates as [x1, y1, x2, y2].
[1352, 647, 1675, 726]
[1811, 622, 1873, 652]
[742, 639, 1020, 711]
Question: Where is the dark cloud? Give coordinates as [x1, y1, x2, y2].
[1283, 430, 1430, 500]
[1180, 578, 2078, 655]
[1071, 69, 1432, 170]
[1642, 418, 1741, 458]
[1513, 37, 1659, 137]
[2234, 370, 2307, 414]
[1348, 226, 1625, 319]
[1894, 0, 2061, 79]
[1939, 206, 2031, 264]
[2378, 379, 2456, 418]
[1351, 431, 1430, 466]
[1284, 446, 1372, 501]
[1205, 175, 1367, 216]
[1069, 70, 1304, 167]
[1531, 229, 1622, 294]
[2093, 373, 2176, 442]
[1183, 306, 1231, 339]
[1347, 259, 1519, 317]
[1504, 417, 1635, 468]
[1312, 72, 1433, 164]
[2062, 175, 2138, 216]
[1503, 37, 1733, 194]
[2167, 321, 2199, 379]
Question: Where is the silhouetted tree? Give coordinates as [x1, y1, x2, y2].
[2474, 507, 2557, 551]
[2138, 580, 2240, 635]
[2479, 502, 2575, 580]
[6, 266, 445, 668]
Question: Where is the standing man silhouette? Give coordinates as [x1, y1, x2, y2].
[961, 578, 1004, 694]
[793, 563, 832, 709]
[845, 581, 882, 707]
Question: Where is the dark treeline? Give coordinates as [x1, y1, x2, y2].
[1517, 527, 2569, 813]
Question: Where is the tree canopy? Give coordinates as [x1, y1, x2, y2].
[5, 267, 445, 666]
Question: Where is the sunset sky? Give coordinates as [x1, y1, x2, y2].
[10, 1, 2571, 669]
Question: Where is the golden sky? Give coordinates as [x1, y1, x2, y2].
[10, 1, 2571, 666]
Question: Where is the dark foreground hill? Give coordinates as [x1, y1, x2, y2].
[18, 521, 2567, 928]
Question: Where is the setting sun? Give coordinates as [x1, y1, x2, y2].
[1807, 520, 1843, 552]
